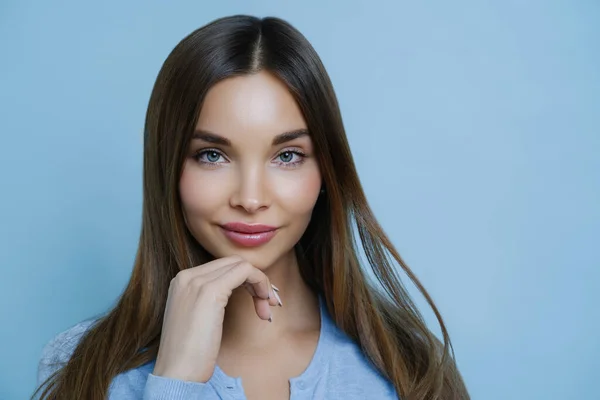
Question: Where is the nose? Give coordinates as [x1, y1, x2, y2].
[229, 164, 270, 213]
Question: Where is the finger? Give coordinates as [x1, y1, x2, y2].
[196, 262, 279, 322]
[244, 283, 279, 309]
[242, 274, 279, 308]
[271, 287, 283, 306]
[189, 268, 272, 322]
[253, 296, 273, 321]
[192, 261, 273, 303]
[234, 265, 278, 306]
[213, 262, 278, 304]
[201, 265, 270, 321]
[254, 280, 279, 307]
[189, 262, 247, 294]
[176, 256, 243, 286]
[191, 255, 244, 277]
[244, 282, 257, 297]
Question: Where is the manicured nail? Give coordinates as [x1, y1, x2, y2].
[271, 284, 280, 292]
[268, 314, 273, 323]
[273, 289, 283, 307]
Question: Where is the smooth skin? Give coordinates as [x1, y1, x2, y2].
[153, 71, 323, 399]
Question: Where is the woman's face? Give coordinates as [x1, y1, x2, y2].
[179, 71, 322, 269]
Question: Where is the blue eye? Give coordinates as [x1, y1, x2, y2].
[194, 149, 226, 164]
[279, 151, 294, 163]
[274, 150, 306, 167]
[205, 151, 221, 163]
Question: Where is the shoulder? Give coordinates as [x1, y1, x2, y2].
[37, 319, 98, 384]
[36, 318, 155, 397]
[325, 324, 398, 398]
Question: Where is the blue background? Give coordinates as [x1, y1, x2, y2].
[1, 1, 598, 399]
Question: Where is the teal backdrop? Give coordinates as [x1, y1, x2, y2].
[1, 1, 598, 399]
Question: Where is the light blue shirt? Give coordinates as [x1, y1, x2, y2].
[37, 296, 398, 399]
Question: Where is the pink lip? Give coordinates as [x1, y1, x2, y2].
[220, 222, 278, 247]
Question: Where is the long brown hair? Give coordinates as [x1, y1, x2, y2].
[33, 15, 469, 400]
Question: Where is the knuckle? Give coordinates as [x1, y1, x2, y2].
[175, 271, 188, 282]
[170, 271, 192, 289]
[169, 275, 181, 289]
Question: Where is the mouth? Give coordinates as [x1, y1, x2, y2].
[219, 222, 279, 247]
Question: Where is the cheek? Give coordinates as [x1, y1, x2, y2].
[273, 166, 322, 216]
[179, 162, 226, 220]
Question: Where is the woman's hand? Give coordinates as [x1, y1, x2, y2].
[152, 255, 281, 383]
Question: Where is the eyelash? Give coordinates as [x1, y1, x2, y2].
[192, 148, 307, 168]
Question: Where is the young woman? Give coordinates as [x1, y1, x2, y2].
[34, 15, 469, 400]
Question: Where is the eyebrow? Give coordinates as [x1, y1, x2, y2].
[192, 128, 309, 146]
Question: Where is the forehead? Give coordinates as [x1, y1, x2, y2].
[196, 71, 307, 142]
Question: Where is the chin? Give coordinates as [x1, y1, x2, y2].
[203, 242, 292, 270]
[230, 248, 284, 270]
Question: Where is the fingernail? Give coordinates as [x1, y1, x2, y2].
[268, 314, 273, 323]
[273, 289, 283, 307]
[271, 284, 280, 292]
